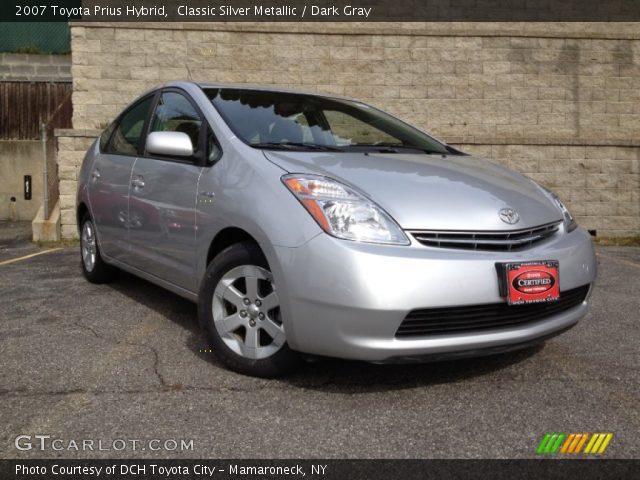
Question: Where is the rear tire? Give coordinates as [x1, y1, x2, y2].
[80, 213, 118, 284]
[198, 242, 300, 378]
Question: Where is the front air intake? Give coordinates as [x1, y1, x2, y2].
[395, 285, 590, 338]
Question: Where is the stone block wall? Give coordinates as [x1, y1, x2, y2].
[56, 129, 97, 239]
[57, 22, 640, 238]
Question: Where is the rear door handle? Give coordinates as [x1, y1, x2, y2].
[132, 177, 145, 189]
[91, 170, 101, 181]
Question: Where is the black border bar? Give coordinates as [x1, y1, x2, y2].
[3, 0, 640, 22]
[2, 459, 639, 480]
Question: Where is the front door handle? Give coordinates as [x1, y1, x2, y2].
[91, 170, 101, 182]
[131, 177, 145, 189]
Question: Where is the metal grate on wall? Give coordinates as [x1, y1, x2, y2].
[0, 22, 70, 54]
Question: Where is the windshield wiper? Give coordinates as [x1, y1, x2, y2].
[445, 144, 467, 155]
[352, 143, 445, 154]
[251, 142, 343, 152]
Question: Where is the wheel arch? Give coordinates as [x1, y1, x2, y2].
[200, 226, 295, 341]
[77, 202, 89, 234]
[206, 227, 263, 267]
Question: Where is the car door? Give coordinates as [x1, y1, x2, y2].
[127, 89, 205, 291]
[87, 95, 154, 262]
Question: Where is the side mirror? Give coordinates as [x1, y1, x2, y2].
[146, 131, 194, 158]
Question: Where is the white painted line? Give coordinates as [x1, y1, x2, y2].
[0, 248, 64, 267]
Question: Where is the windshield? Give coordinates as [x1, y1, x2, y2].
[205, 88, 459, 154]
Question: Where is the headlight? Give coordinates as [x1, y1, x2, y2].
[550, 192, 577, 232]
[282, 174, 410, 245]
[529, 179, 578, 233]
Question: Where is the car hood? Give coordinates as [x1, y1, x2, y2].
[263, 151, 563, 230]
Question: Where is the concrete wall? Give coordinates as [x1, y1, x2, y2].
[0, 54, 72, 221]
[0, 140, 43, 221]
[0, 53, 71, 82]
[57, 22, 640, 238]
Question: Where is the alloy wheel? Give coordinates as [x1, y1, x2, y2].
[212, 265, 285, 360]
[81, 221, 97, 272]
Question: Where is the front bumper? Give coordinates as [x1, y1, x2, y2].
[271, 228, 597, 362]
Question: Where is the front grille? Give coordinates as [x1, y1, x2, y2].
[409, 221, 561, 251]
[395, 285, 590, 338]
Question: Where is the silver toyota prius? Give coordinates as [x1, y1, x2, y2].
[77, 81, 597, 377]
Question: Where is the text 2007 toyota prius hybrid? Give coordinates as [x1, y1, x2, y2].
[77, 81, 597, 377]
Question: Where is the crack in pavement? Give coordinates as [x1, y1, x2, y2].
[11, 318, 171, 435]
[11, 321, 640, 400]
[72, 320, 169, 389]
[0, 384, 286, 398]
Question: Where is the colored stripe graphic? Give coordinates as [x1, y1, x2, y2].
[560, 434, 575, 453]
[537, 433, 552, 454]
[550, 434, 565, 453]
[574, 433, 589, 453]
[584, 434, 599, 453]
[544, 433, 559, 454]
[537, 433, 565, 454]
[598, 434, 613, 453]
[563, 433, 585, 454]
[585, 433, 614, 454]
[566, 433, 586, 454]
[538, 433, 612, 455]
[591, 434, 606, 453]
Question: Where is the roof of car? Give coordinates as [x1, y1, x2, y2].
[151, 80, 354, 102]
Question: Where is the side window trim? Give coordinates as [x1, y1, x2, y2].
[98, 121, 117, 153]
[104, 92, 158, 157]
[137, 90, 160, 157]
[205, 122, 223, 166]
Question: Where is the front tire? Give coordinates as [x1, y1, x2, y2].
[198, 242, 300, 377]
[80, 214, 117, 284]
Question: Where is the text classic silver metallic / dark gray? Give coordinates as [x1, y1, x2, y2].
[77, 81, 597, 377]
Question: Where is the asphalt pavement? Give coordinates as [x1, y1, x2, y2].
[0, 242, 638, 459]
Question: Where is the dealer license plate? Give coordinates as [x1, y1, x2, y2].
[498, 261, 560, 305]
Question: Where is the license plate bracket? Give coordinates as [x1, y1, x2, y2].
[496, 260, 560, 305]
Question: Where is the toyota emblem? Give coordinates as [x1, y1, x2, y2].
[499, 207, 520, 225]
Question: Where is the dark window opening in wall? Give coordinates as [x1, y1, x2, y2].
[23, 175, 32, 200]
